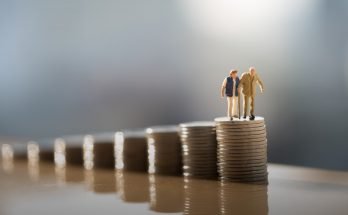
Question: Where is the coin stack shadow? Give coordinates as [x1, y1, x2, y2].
[115, 130, 148, 172]
[83, 133, 114, 170]
[55, 164, 84, 184]
[84, 169, 116, 193]
[219, 181, 268, 215]
[179, 121, 218, 179]
[149, 174, 184, 213]
[215, 117, 268, 184]
[146, 125, 182, 175]
[116, 170, 149, 203]
[183, 177, 219, 215]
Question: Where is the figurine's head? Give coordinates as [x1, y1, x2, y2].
[249, 67, 256, 76]
[229, 69, 238, 78]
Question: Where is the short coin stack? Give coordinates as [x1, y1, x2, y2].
[83, 133, 115, 170]
[114, 130, 148, 172]
[27, 139, 55, 163]
[215, 117, 268, 184]
[1, 142, 27, 161]
[54, 135, 84, 168]
[179, 121, 218, 179]
[146, 125, 182, 175]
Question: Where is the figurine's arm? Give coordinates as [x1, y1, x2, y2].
[256, 74, 264, 93]
[221, 78, 227, 98]
[237, 75, 245, 93]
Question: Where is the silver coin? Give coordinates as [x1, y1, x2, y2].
[218, 165, 267, 171]
[215, 125, 266, 131]
[217, 137, 266, 143]
[219, 172, 268, 178]
[217, 153, 267, 159]
[217, 132, 267, 138]
[216, 123, 265, 129]
[218, 148, 267, 153]
[217, 141, 267, 146]
[220, 176, 268, 182]
[219, 171, 268, 176]
[217, 164, 267, 169]
[218, 146, 267, 151]
[216, 129, 266, 135]
[218, 155, 266, 160]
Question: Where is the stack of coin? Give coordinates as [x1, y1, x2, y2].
[114, 130, 147, 172]
[219, 181, 268, 215]
[146, 125, 182, 175]
[215, 117, 268, 184]
[179, 121, 218, 179]
[27, 139, 55, 164]
[54, 135, 84, 168]
[1, 142, 27, 173]
[1, 142, 27, 161]
[83, 133, 114, 170]
[27, 139, 54, 181]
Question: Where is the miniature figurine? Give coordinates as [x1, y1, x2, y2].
[221, 69, 240, 120]
[238, 67, 264, 120]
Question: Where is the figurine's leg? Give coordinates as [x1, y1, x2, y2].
[232, 96, 238, 117]
[250, 96, 255, 120]
[250, 96, 255, 116]
[243, 95, 249, 118]
[227, 96, 232, 118]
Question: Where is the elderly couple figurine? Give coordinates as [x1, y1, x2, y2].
[220, 67, 264, 120]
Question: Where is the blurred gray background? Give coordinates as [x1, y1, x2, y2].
[0, 0, 347, 170]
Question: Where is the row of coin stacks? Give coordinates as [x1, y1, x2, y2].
[0, 118, 268, 184]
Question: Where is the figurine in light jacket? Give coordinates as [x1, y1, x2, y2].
[221, 69, 240, 120]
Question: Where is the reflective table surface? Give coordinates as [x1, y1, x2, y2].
[1, 160, 348, 215]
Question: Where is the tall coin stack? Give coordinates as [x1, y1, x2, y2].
[179, 121, 218, 179]
[215, 117, 268, 184]
[146, 125, 182, 175]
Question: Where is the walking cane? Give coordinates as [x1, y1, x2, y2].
[238, 94, 241, 119]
